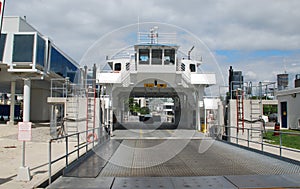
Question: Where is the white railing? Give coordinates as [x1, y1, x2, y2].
[138, 32, 177, 45]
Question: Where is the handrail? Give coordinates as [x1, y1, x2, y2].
[48, 127, 107, 184]
[221, 125, 300, 160]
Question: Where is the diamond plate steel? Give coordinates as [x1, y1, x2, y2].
[98, 139, 300, 177]
[225, 174, 300, 188]
[171, 176, 238, 189]
[112, 177, 174, 189]
[48, 177, 114, 189]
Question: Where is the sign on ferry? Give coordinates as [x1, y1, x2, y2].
[144, 83, 167, 88]
[144, 83, 155, 88]
[18, 122, 32, 141]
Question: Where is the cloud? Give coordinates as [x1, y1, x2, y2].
[4, 0, 300, 85]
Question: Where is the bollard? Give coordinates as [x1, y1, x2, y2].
[273, 122, 280, 136]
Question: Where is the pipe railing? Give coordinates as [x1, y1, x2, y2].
[48, 127, 107, 184]
[221, 125, 300, 160]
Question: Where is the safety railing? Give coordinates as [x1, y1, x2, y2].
[221, 126, 300, 161]
[48, 127, 108, 184]
[50, 78, 70, 98]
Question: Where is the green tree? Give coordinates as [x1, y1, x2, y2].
[140, 106, 150, 115]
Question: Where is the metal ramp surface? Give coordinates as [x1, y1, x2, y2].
[48, 134, 300, 189]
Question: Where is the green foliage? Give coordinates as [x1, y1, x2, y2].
[140, 106, 150, 115]
[263, 105, 277, 115]
[127, 97, 151, 115]
[264, 130, 300, 150]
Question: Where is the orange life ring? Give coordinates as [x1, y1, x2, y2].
[87, 133, 98, 142]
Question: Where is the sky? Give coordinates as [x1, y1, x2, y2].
[4, 0, 300, 89]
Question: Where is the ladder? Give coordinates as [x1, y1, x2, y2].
[65, 97, 79, 135]
[86, 86, 96, 133]
[250, 99, 262, 139]
[236, 89, 244, 133]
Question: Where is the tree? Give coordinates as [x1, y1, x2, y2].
[140, 106, 150, 115]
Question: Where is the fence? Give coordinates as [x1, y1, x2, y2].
[48, 127, 108, 184]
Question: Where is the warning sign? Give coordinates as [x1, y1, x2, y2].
[18, 122, 32, 141]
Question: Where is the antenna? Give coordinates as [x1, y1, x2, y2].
[188, 46, 194, 60]
[283, 57, 287, 74]
[138, 16, 140, 34]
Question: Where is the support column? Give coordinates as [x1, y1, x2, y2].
[196, 93, 201, 131]
[17, 79, 31, 181]
[7, 81, 16, 126]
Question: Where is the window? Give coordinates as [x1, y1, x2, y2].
[190, 64, 196, 72]
[164, 49, 175, 65]
[126, 62, 130, 71]
[0, 34, 7, 61]
[114, 63, 121, 71]
[139, 49, 149, 64]
[50, 47, 79, 82]
[152, 49, 162, 65]
[181, 63, 185, 71]
[36, 35, 45, 67]
[13, 34, 34, 62]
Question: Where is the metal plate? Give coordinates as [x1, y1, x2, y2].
[225, 174, 300, 188]
[171, 176, 238, 189]
[112, 177, 174, 189]
[47, 176, 114, 189]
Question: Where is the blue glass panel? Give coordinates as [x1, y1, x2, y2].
[13, 35, 34, 62]
[0, 34, 7, 61]
[50, 47, 79, 82]
[36, 35, 45, 67]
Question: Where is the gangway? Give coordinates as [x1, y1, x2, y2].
[46, 129, 300, 189]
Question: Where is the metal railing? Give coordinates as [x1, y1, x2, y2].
[48, 127, 108, 184]
[222, 126, 300, 160]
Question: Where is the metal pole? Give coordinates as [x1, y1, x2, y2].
[8, 80, 16, 125]
[279, 132, 282, 157]
[17, 79, 31, 181]
[261, 130, 264, 152]
[77, 133, 80, 159]
[236, 129, 238, 144]
[66, 137, 68, 167]
[247, 128, 249, 148]
[49, 141, 52, 184]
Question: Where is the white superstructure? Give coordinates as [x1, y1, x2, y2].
[97, 28, 216, 130]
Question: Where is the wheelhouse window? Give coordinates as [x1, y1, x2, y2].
[139, 49, 149, 64]
[152, 49, 162, 65]
[114, 63, 121, 71]
[164, 49, 175, 65]
[190, 64, 196, 72]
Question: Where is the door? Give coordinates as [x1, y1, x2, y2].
[281, 101, 287, 128]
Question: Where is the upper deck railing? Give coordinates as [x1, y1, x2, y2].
[137, 31, 177, 45]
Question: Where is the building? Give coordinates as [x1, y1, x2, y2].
[0, 16, 81, 123]
[276, 87, 300, 130]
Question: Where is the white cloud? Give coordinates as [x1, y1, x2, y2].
[4, 0, 300, 86]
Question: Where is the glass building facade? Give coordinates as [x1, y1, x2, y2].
[49, 47, 79, 82]
[8, 33, 80, 83]
[13, 34, 35, 62]
[0, 34, 7, 61]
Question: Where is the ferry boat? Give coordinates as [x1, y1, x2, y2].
[96, 27, 216, 130]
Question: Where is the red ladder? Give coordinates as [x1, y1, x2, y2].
[236, 89, 244, 133]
